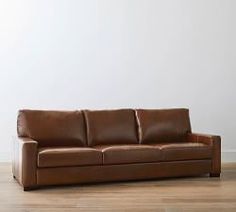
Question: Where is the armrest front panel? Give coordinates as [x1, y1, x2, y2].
[187, 133, 221, 175]
[13, 137, 38, 188]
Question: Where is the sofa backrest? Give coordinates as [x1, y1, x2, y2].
[17, 110, 87, 147]
[136, 108, 191, 144]
[84, 109, 139, 146]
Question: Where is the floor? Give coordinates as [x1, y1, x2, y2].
[0, 163, 236, 212]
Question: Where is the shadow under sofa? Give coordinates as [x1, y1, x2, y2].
[13, 108, 221, 191]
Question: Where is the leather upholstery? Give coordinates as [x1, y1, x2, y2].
[187, 133, 221, 175]
[136, 109, 191, 144]
[37, 160, 211, 186]
[12, 137, 38, 188]
[17, 110, 87, 147]
[95, 145, 161, 165]
[38, 147, 103, 168]
[84, 109, 139, 146]
[153, 142, 212, 161]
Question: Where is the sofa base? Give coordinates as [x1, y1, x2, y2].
[37, 160, 212, 187]
[210, 173, 221, 177]
[23, 186, 39, 191]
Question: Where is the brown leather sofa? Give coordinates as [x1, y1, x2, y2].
[13, 108, 221, 191]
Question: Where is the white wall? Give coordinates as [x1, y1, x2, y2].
[0, 0, 236, 162]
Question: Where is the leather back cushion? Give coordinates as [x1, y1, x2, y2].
[17, 110, 87, 147]
[84, 109, 139, 146]
[136, 109, 191, 144]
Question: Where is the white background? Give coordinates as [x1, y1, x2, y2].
[0, 0, 235, 161]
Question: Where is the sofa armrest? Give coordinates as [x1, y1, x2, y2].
[12, 136, 38, 189]
[187, 133, 221, 146]
[187, 133, 221, 176]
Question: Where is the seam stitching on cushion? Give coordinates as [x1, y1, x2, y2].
[134, 110, 142, 144]
[83, 110, 91, 147]
[80, 110, 88, 147]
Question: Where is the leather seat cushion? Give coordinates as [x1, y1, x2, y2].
[38, 147, 103, 168]
[95, 145, 161, 165]
[153, 142, 212, 161]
